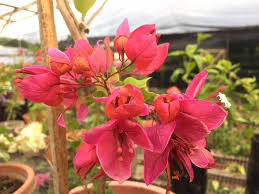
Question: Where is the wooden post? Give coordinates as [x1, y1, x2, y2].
[246, 130, 259, 194]
[56, 0, 86, 40]
[37, 1, 68, 194]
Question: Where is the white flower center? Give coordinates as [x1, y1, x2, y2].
[217, 92, 231, 108]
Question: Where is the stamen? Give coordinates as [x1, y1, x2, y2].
[217, 92, 231, 108]
[205, 86, 226, 100]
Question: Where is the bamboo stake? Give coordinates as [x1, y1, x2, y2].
[37, 0, 68, 194]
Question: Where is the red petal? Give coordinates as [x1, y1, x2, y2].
[119, 119, 153, 151]
[180, 99, 228, 130]
[185, 70, 208, 99]
[146, 121, 176, 153]
[116, 18, 130, 36]
[129, 43, 169, 75]
[96, 131, 135, 183]
[175, 112, 210, 143]
[82, 119, 117, 144]
[144, 143, 173, 185]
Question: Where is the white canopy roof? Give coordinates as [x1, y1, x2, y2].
[0, 0, 259, 43]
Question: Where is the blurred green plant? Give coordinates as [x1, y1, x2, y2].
[169, 33, 259, 157]
[207, 180, 245, 194]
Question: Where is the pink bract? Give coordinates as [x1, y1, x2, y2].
[124, 23, 169, 75]
[104, 84, 149, 119]
[74, 143, 98, 179]
[144, 70, 228, 184]
[83, 119, 152, 183]
[48, 48, 71, 75]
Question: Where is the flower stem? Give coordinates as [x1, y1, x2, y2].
[105, 60, 134, 81]
[96, 174, 107, 194]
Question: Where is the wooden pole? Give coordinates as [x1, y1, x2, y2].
[56, 0, 86, 40]
[37, 0, 68, 194]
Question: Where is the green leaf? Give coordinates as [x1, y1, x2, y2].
[123, 77, 151, 89]
[73, 0, 96, 17]
[109, 67, 120, 83]
[193, 55, 204, 68]
[197, 33, 212, 44]
[66, 118, 80, 130]
[141, 89, 158, 102]
[185, 44, 197, 58]
[170, 68, 184, 82]
[206, 68, 219, 74]
[168, 50, 185, 56]
[0, 126, 9, 134]
[67, 140, 82, 149]
[4, 134, 13, 142]
[0, 150, 10, 162]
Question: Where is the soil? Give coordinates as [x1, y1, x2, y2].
[0, 175, 23, 194]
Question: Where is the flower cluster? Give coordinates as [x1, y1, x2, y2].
[15, 18, 228, 190]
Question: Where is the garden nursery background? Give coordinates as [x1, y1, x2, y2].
[0, 0, 259, 194]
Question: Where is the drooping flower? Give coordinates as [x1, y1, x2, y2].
[15, 65, 89, 127]
[83, 119, 152, 183]
[144, 70, 228, 185]
[15, 65, 63, 106]
[114, 18, 130, 57]
[74, 143, 99, 179]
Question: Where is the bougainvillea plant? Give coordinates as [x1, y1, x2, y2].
[15, 18, 229, 193]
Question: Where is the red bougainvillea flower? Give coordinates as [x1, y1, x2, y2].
[125, 24, 169, 74]
[154, 94, 180, 123]
[95, 84, 149, 119]
[35, 50, 42, 56]
[48, 48, 72, 76]
[65, 40, 92, 75]
[15, 65, 89, 128]
[144, 113, 213, 185]
[15, 65, 63, 106]
[114, 18, 169, 75]
[114, 18, 130, 57]
[74, 143, 101, 179]
[144, 70, 228, 185]
[35, 173, 50, 189]
[83, 119, 153, 183]
[88, 36, 114, 75]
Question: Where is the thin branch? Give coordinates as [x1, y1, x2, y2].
[86, 0, 108, 26]
[0, 1, 37, 20]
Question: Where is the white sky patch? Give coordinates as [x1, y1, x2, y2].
[217, 92, 231, 108]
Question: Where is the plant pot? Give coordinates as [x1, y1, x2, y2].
[0, 162, 36, 194]
[69, 180, 174, 194]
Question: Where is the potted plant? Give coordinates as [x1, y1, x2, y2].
[14, 18, 229, 194]
[0, 162, 35, 194]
